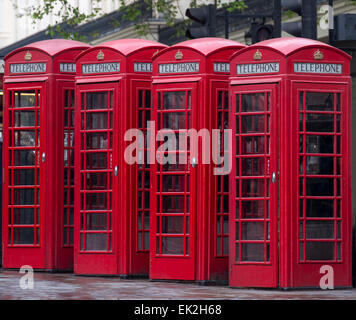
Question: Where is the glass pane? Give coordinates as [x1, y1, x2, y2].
[13, 228, 34, 244]
[13, 150, 36, 166]
[14, 91, 36, 108]
[85, 193, 108, 210]
[306, 221, 334, 239]
[241, 179, 265, 197]
[13, 169, 35, 185]
[161, 195, 185, 213]
[161, 216, 184, 234]
[85, 152, 107, 169]
[161, 175, 186, 192]
[86, 112, 108, 130]
[306, 114, 334, 132]
[241, 222, 265, 240]
[162, 113, 186, 130]
[85, 213, 107, 230]
[241, 243, 264, 262]
[163, 92, 186, 110]
[306, 178, 334, 196]
[306, 135, 334, 154]
[84, 172, 109, 190]
[306, 92, 334, 111]
[241, 158, 265, 176]
[14, 130, 36, 146]
[161, 237, 184, 255]
[240, 200, 265, 219]
[241, 93, 265, 112]
[306, 156, 334, 175]
[86, 92, 109, 110]
[306, 199, 334, 218]
[306, 242, 334, 260]
[241, 136, 265, 154]
[13, 189, 35, 205]
[241, 115, 265, 133]
[85, 233, 107, 251]
[14, 111, 35, 127]
[85, 132, 109, 149]
[13, 208, 34, 224]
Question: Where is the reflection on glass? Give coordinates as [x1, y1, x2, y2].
[306, 156, 334, 175]
[163, 91, 186, 110]
[306, 135, 334, 154]
[241, 243, 264, 261]
[241, 115, 265, 133]
[161, 237, 184, 254]
[306, 92, 334, 111]
[14, 91, 36, 108]
[86, 92, 109, 110]
[85, 213, 107, 230]
[161, 216, 184, 234]
[306, 114, 334, 132]
[306, 242, 334, 260]
[241, 93, 265, 112]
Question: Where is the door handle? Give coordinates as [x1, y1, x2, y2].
[114, 166, 118, 176]
[191, 157, 197, 168]
[271, 172, 276, 183]
[41, 152, 45, 163]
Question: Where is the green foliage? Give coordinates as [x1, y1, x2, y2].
[15, 0, 246, 41]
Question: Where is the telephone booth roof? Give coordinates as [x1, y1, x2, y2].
[230, 37, 351, 78]
[152, 37, 246, 76]
[4, 39, 91, 76]
[76, 39, 167, 76]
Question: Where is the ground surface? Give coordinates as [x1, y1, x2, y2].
[0, 271, 356, 300]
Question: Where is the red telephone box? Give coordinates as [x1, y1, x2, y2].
[150, 38, 246, 282]
[74, 39, 167, 276]
[229, 37, 352, 288]
[2, 39, 90, 270]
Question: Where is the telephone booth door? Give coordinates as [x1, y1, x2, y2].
[150, 83, 197, 280]
[75, 82, 118, 274]
[291, 82, 351, 287]
[230, 83, 279, 287]
[4, 83, 45, 267]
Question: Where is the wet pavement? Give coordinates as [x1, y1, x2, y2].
[0, 270, 356, 300]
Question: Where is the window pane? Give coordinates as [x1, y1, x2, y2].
[161, 237, 184, 255]
[241, 243, 264, 262]
[306, 92, 334, 111]
[306, 242, 334, 260]
[163, 92, 186, 110]
[306, 114, 334, 132]
[85, 233, 107, 251]
[306, 221, 334, 239]
[306, 178, 334, 196]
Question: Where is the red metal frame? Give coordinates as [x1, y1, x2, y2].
[74, 39, 167, 276]
[150, 38, 246, 282]
[229, 37, 352, 288]
[2, 39, 90, 270]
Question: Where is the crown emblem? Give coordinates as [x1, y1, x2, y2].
[175, 50, 183, 60]
[97, 50, 105, 61]
[314, 49, 323, 60]
[254, 50, 262, 61]
[24, 51, 32, 61]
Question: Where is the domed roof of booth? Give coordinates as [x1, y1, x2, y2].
[88, 39, 168, 56]
[238, 37, 350, 58]
[4, 39, 91, 59]
[167, 37, 246, 56]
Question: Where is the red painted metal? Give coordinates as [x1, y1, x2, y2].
[150, 38, 246, 282]
[229, 37, 352, 288]
[74, 39, 167, 276]
[2, 39, 90, 270]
